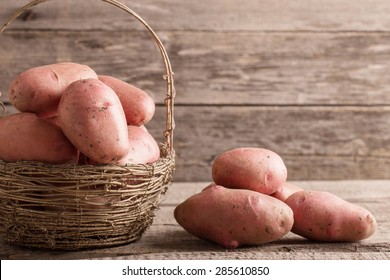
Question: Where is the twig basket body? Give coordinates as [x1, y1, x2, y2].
[0, 0, 175, 250]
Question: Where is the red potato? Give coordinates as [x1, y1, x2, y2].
[8, 62, 97, 117]
[99, 75, 155, 126]
[0, 112, 78, 163]
[202, 182, 217, 191]
[271, 182, 303, 202]
[43, 115, 60, 127]
[212, 147, 287, 195]
[88, 126, 160, 165]
[117, 126, 160, 165]
[285, 191, 377, 242]
[58, 78, 129, 164]
[174, 185, 294, 249]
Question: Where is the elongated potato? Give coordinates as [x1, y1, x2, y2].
[174, 185, 294, 249]
[0, 112, 78, 163]
[99, 75, 155, 125]
[212, 147, 287, 195]
[202, 182, 217, 191]
[117, 126, 160, 165]
[58, 78, 129, 164]
[44, 115, 60, 127]
[8, 62, 97, 117]
[285, 191, 377, 242]
[88, 126, 160, 165]
[271, 182, 303, 202]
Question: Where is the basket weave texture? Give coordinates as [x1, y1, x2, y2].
[0, 0, 175, 250]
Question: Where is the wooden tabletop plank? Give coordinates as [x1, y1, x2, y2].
[1, 181, 389, 260]
[2, 0, 390, 32]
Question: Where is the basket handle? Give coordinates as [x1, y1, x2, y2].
[1, 0, 175, 155]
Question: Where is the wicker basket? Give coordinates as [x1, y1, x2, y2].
[0, 0, 175, 250]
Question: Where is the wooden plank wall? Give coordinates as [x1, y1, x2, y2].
[1, 0, 390, 181]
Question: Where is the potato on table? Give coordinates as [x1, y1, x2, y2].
[212, 147, 288, 195]
[58, 78, 129, 164]
[0, 112, 78, 164]
[8, 62, 97, 117]
[174, 185, 294, 249]
[285, 190, 377, 242]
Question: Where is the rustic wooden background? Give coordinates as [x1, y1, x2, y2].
[2, 0, 390, 182]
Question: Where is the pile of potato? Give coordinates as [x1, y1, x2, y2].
[0, 62, 160, 165]
[0, 63, 378, 246]
[174, 147, 377, 249]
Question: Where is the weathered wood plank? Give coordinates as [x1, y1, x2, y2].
[2, 0, 390, 32]
[1, 181, 388, 260]
[174, 152, 390, 182]
[3, 103, 390, 181]
[151, 105, 390, 181]
[160, 181, 390, 207]
[2, 30, 390, 105]
[0, 30, 166, 104]
[3, 226, 388, 260]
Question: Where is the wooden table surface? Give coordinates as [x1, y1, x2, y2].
[1, 180, 389, 260]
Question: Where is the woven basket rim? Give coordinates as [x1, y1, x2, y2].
[0, 148, 175, 173]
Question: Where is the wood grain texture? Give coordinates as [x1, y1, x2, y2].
[2, 0, 390, 32]
[1, 181, 388, 260]
[2, 30, 390, 105]
[148, 106, 390, 181]
[3, 103, 390, 181]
